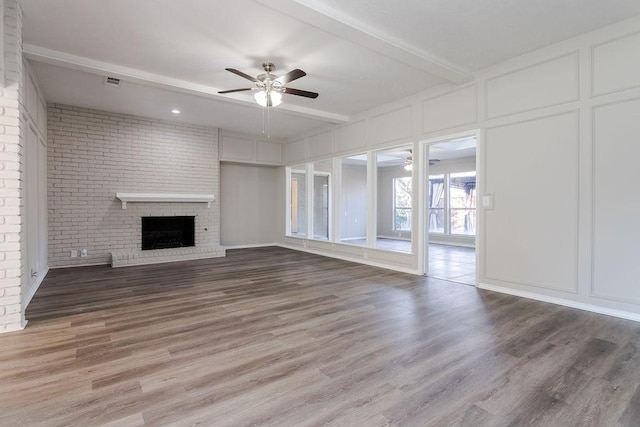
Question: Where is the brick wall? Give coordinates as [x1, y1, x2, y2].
[0, 0, 25, 332]
[48, 104, 223, 267]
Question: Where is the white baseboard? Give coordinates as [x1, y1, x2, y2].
[277, 244, 420, 275]
[377, 235, 412, 241]
[24, 267, 49, 308]
[478, 282, 640, 323]
[49, 262, 109, 269]
[428, 240, 476, 248]
[224, 243, 278, 250]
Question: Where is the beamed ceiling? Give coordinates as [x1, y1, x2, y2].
[19, 0, 640, 139]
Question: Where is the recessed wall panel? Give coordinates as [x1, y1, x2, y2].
[369, 106, 412, 145]
[593, 32, 640, 96]
[422, 86, 477, 134]
[486, 53, 579, 119]
[335, 121, 366, 153]
[220, 136, 254, 161]
[286, 139, 306, 163]
[593, 98, 640, 304]
[484, 112, 579, 292]
[26, 74, 39, 122]
[308, 130, 333, 159]
[256, 141, 282, 164]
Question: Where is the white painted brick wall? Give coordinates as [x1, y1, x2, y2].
[48, 104, 224, 267]
[0, 0, 24, 333]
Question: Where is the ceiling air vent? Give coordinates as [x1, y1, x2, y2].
[104, 76, 121, 87]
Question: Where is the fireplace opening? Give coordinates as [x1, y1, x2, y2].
[142, 216, 195, 250]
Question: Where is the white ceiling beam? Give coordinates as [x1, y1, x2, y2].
[23, 44, 350, 124]
[257, 0, 473, 85]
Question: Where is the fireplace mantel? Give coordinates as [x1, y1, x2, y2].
[115, 193, 216, 209]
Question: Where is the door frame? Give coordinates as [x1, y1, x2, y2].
[420, 129, 480, 285]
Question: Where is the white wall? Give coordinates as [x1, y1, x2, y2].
[219, 131, 283, 165]
[23, 59, 48, 308]
[340, 164, 367, 240]
[281, 15, 640, 320]
[220, 163, 280, 247]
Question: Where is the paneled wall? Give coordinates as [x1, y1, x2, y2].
[340, 164, 367, 240]
[484, 112, 579, 294]
[219, 131, 283, 165]
[281, 15, 640, 320]
[23, 60, 48, 311]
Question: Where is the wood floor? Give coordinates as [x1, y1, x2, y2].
[1, 247, 640, 426]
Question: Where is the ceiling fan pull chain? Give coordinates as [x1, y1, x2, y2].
[267, 103, 271, 139]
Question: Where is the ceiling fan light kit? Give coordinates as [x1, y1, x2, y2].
[219, 62, 318, 108]
[254, 89, 282, 107]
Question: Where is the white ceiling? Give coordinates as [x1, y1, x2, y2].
[429, 136, 476, 161]
[19, 0, 640, 140]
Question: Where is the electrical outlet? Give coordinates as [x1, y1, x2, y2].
[71, 250, 78, 258]
[81, 248, 88, 257]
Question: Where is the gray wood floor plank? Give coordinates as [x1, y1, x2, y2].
[0, 247, 637, 426]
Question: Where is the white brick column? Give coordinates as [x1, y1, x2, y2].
[0, 0, 24, 332]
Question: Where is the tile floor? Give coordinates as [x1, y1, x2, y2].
[322, 238, 477, 286]
[428, 243, 476, 285]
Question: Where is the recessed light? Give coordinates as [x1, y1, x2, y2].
[171, 109, 180, 114]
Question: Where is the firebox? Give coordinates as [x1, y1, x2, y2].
[141, 216, 195, 250]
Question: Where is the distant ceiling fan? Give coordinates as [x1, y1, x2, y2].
[218, 62, 319, 107]
[403, 149, 441, 171]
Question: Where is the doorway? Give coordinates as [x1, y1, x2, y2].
[424, 133, 478, 285]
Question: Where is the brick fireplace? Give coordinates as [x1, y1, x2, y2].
[48, 105, 226, 268]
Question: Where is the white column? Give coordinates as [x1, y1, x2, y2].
[0, 0, 25, 332]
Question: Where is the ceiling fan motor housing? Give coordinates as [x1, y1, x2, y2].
[262, 62, 275, 73]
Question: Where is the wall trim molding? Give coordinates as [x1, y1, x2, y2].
[24, 267, 49, 308]
[479, 282, 640, 323]
[224, 243, 279, 250]
[49, 262, 109, 269]
[277, 244, 420, 275]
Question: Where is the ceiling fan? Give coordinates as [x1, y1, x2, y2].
[402, 149, 441, 171]
[218, 62, 319, 107]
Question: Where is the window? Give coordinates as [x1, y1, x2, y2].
[376, 145, 412, 253]
[313, 174, 330, 240]
[428, 171, 476, 236]
[289, 166, 307, 237]
[312, 159, 332, 240]
[393, 176, 412, 231]
[449, 171, 476, 235]
[428, 175, 445, 233]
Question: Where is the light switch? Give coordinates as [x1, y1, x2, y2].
[482, 194, 494, 209]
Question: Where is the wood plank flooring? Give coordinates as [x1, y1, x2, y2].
[1, 247, 639, 426]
